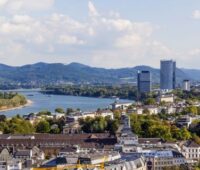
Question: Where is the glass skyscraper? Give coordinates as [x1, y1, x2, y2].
[137, 70, 151, 93]
[160, 60, 176, 90]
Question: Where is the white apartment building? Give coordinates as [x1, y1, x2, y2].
[67, 110, 114, 122]
[182, 140, 200, 162]
[142, 150, 186, 170]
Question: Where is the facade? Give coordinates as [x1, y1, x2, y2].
[105, 154, 146, 170]
[96, 110, 114, 119]
[143, 106, 160, 115]
[158, 94, 174, 103]
[137, 70, 151, 93]
[182, 140, 200, 162]
[160, 60, 176, 91]
[66, 110, 113, 123]
[115, 114, 138, 152]
[63, 122, 82, 134]
[0, 148, 12, 162]
[183, 80, 191, 91]
[111, 102, 133, 110]
[143, 150, 186, 170]
[0, 159, 22, 170]
[176, 116, 192, 128]
[0, 134, 117, 156]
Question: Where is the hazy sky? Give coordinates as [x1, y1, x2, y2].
[0, 0, 200, 68]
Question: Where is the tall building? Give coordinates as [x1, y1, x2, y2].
[160, 60, 176, 90]
[182, 80, 191, 91]
[137, 70, 151, 93]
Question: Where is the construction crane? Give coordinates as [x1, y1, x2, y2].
[32, 162, 105, 170]
[32, 155, 109, 170]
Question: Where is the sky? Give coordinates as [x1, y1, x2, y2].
[0, 0, 200, 69]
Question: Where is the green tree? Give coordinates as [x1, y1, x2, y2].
[55, 107, 65, 113]
[107, 119, 119, 135]
[6, 116, 34, 134]
[171, 125, 182, 140]
[37, 110, 51, 116]
[143, 108, 150, 115]
[130, 114, 142, 135]
[192, 134, 200, 145]
[113, 110, 121, 121]
[50, 127, 60, 134]
[144, 98, 156, 105]
[149, 125, 172, 140]
[180, 127, 191, 140]
[36, 120, 50, 133]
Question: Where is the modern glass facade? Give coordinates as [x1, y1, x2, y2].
[160, 60, 176, 90]
[137, 70, 151, 93]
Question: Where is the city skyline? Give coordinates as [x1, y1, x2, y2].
[0, 0, 200, 69]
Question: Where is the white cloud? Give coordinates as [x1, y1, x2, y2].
[88, 1, 99, 17]
[0, 0, 54, 12]
[0, 1, 173, 68]
[12, 15, 33, 23]
[0, 0, 8, 6]
[192, 10, 200, 19]
[115, 34, 142, 48]
[58, 35, 85, 45]
[189, 48, 200, 55]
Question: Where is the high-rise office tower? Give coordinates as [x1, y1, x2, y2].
[137, 70, 151, 93]
[160, 60, 176, 90]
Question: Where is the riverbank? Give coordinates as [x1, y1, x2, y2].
[0, 99, 33, 113]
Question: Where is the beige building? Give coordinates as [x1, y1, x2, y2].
[142, 150, 186, 170]
[182, 140, 200, 163]
[0, 148, 12, 162]
[158, 94, 174, 103]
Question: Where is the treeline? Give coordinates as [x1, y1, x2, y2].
[0, 115, 34, 134]
[0, 114, 65, 134]
[174, 89, 200, 102]
[79, 116, 119, 135]
[130, 114, 191, 141]
[42, 85, 137, 100]
[0, 92, 27, 109]
[0, 83, 39, 90]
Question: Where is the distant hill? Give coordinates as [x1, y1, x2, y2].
[0, 62, 199, 85]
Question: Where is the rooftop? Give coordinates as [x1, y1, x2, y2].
[184, 140, 200, 148]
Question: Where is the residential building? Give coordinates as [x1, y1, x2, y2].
[142, 150, 186, 170]
[0, 134, 117, 156]
[137, 70, 151, 93]
[176, 116, 192, 128]
[115, 114, 138, 152]
[0, 148, 12, 162]
[111, 101, 133, 110]
[182, 140, 200, 162]
[160, 60, 176, 91]
[66, 112, 96, 122]
[183, 80, 191, 91]
[96, 109, 114, 119]
[63, 122, 82, 134]
[41, 151, 121, 169]
[158, 94, 174, 103]
[66, 110, 113, 123]
[105, 154, 146, 170]
[143, 105, 160, 115]
[0, 159, 22, 170]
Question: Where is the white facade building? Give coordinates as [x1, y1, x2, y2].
[182, 140, 200, 162]
[182, 80, 191, 91]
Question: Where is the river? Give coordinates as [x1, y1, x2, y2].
[0, 89, 133, 117]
